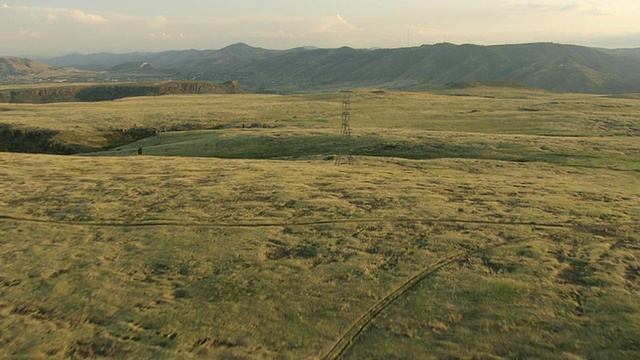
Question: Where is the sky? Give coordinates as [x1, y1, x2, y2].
[1, 0, 640, 56]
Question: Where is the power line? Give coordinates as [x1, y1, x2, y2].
[335, 96, 354, 165]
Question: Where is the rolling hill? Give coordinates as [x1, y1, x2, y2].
[0, 57, 65, 76]
[0, 57, 98, 83]
[31, 42, 640, 94]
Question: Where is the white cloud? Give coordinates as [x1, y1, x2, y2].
[1, 4, 108, 24]
[1, 1, 639, 56]
[72, 10, 108, 24]
[314, 14, 357, 33]
[147, 16, 168, 28]
[251, 30, 299, 39]
[507, 1, 615, 15]
[524, 3, 557, 11]
[561, 3, 615, 15]
[19, 27, 39, 38]
[150, 32, 187, 40]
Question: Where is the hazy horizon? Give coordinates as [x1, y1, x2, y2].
[2, 0, 640, 57]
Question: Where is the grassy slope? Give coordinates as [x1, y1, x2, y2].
[88, 87, 639, 171]
[0, 57, 94, 82]
[2, 86, 639, 165]
[0, 57, 69, 75]
[1, 86, 639, 358]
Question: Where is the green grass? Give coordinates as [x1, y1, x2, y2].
[0, 85, 639, 358]
[90, 128, 639, 171]
[1, 87, 639, 151]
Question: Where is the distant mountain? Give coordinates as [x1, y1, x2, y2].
[30, 42, 640, 94]
[42, 52, 155, 71]
[602, 48, 640, 59]
[109, 61, 159, 72]
[178, 42, 640, 94]
[41, 43, 278, 70]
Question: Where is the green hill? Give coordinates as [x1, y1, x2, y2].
[225, 43, 640, 93]
[39, 42, 640, 94]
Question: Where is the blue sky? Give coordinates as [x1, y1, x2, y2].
[1, 0, 640, 56]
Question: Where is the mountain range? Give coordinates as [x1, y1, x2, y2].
[3, 42, 640, 94]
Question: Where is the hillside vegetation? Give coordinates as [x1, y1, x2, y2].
[40, 42, 640, 94]
[0, 86, 639, 358]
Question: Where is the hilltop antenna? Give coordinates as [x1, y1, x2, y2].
[335, 96, 354, 165]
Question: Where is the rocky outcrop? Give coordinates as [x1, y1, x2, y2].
[155, 80, 242, 95]
[0, 80, 243, 104]
[3, 87, 81, 103]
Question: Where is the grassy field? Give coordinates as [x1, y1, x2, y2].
[1, 84, 639, 152]
[0, 85, 639, 358]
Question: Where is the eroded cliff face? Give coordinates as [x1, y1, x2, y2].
[1, 87, 82, 104]
[0, 124, 158, 154]
[155, 80, 242, 95]
[0, 121, 227, 155]
[0, 125, 79, 154]
[0, 80, 243, 104]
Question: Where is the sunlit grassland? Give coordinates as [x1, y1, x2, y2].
[89, 127, 639, 172]
[1, 153, 639, 358]
[1, 86, 639, 150]
[1, 85, 639, 358]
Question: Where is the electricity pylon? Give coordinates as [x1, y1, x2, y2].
[335, 96, 354, 165]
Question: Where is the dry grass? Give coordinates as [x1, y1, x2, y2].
[1, 151, 638, 359]
[0, 85, 639, 358]
[1, 87, 639, 151]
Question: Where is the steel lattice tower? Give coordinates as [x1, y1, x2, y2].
[335, 96, 354, 165]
